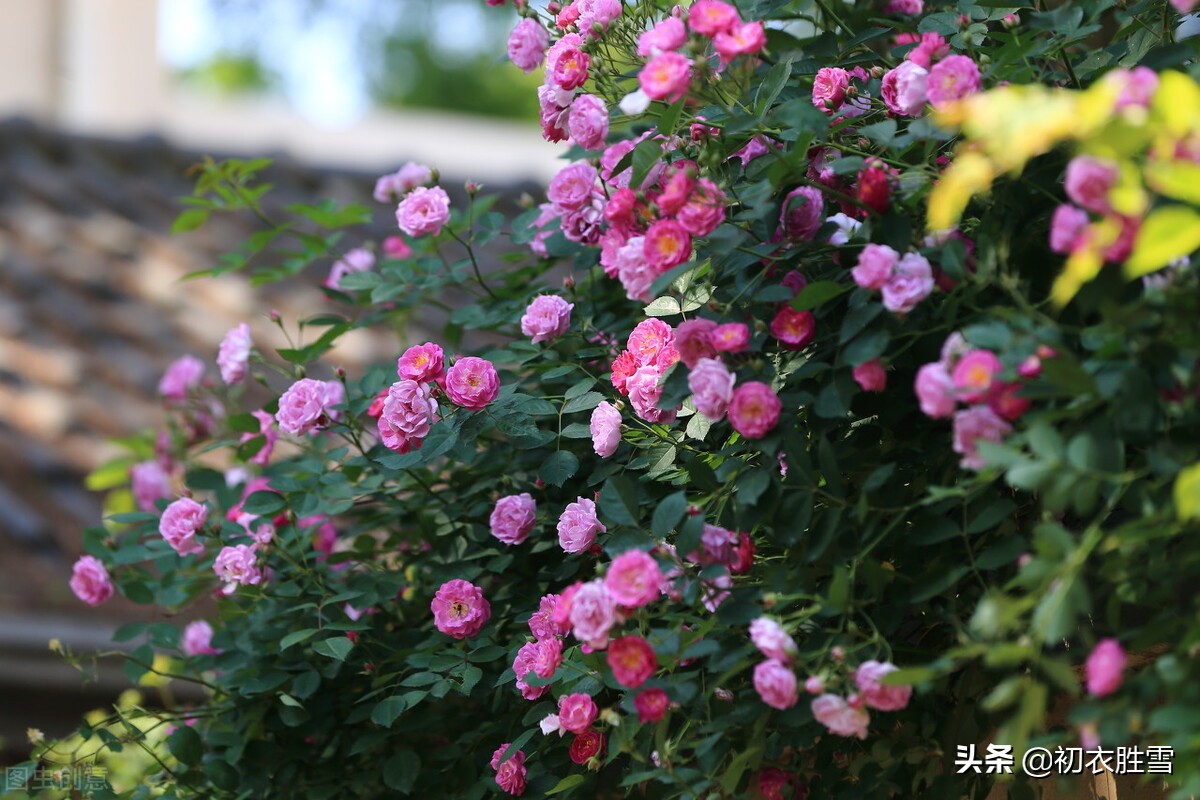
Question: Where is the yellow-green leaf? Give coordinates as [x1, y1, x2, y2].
[1123, 206, 1200, 279]
[1176, 463, 1200, 522]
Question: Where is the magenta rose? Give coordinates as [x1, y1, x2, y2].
[491, 744, 527, 797]
[490, 493, 538, 546]
[676, 178, 727, 236]
[604, 549, 663, 608]
[1049, 204, 1090, 254]
[377, 379, 438, 454]
[568, 94, 609, 151]
[182, 620, 222, 657]
[639, 52, 692, 102]
[445, 357, 500, 410]
[528, 593, 570, 641]
[276, 378, 344, 436]
[69, 555, 114, 606]
[728, 381, 782, 439]
[607, 635, 658, 688]
[158, 355, 205, 401]
[711, 322, 750, 353]
[855, 660, 912, 711]
[769, 307, 816, 351]
[431, 579, 491, 639]
[160, 497, 207, 556]
[811, 67, 850, 113]
[713, 21, 767, 63]
[396, 186, 451, 238]
[396, 342, 445, 383]
[749, 618, 798, 662]
[638, 17, 687, 57]
[635, 687, 670, 723]
[217, 322, 252, 384]
[513, 641, 550, 700]
[557, 497, 606, 553]
[811, 694, 870, 739]
[675, 318, 718, 368]
[558, 694, 599, 734]
[590, 401, 622, 458]
[914, 362, 956, 419]
[644, 219, 693, 272]
[853, 359, 887, 392]
[507, 18, 549, 73]
[754, 659, 799, 710]
[520, 295, 574, 344]
[1085, 638, 1126, 697]
[951, 349, 1003, 403]
[547, 33, 591, 91]
[688, 0, 741, 35]
[779, 186, 825, 241]
[242, 409, 278, 466]
[688, 357, 735, 421]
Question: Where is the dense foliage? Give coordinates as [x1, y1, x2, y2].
[22, 0, 1200, 798]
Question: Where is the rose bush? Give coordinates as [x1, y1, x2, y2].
[24, 0, 1200, 798]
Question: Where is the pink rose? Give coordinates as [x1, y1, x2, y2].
[811, 67, 850, 113]
[750, 618, 797, 662]
[397, 342, 445, 383]
[396, 186, 451, 238]
[952, 405, 1012, 470]
[557, 497, 606, 553]
[182, 620, 222, 657]
[547, 33, 591, 90]
[614, 235, 656, 300]
[852, 244, 898, 290]
[538, 83, 572, 144]
[753, 659, 799, 710]
[884, 0, 923, 13]
[131, 460, 171, 512]
[431, 579, 491, 639]
[529, 593, 569, 641]
[1108, 66, 1159, 111]
[513, 641, 550, 700]
[914, 362, 956, 419]
[853, 359, 887, 392]
[158, 355, 204, 401]
[69, 555, 114, 606]
[1050, 204, 1090, 254]
[881, 252, 934, 313]
[1064, 156, 1119, 215]
[533, 637, 564, 679]
[324, 247, 375, 290]
[881, 61, 928, 117]
[636, 687, 670, 722]
[855, 660, 912, 711]
[657, 168, 696, 216]
[213, 544, 262, 588]
[728, 382, 782, 439]
[711, 322, 750, 353]
[445, 357, 500, 410]
[160, 497, 207, 556]
[521, 295, 574, 344]
[605, 549, 663, 607]
[548, 163, 598, 211]
[276, 378, 345, 435]
[1085, 638, 1126, 697]
[638, 17, 687, 57]
[590, 401, 622, 458]
[384, 235, 411, 257]
[217, 323, 252, 384]
[607, 635, 658, 688]
[569, 94, 609, 151]
[491, 745, 527, 797]
[377, 380, 438, 454]
[688, 0, 741, 36]
[811, 694, 870, 739]
[627, 365, 677, 424]
[628, 319, 675, 365]
[903, 32, 950, 70]
[490, 493, 538, 546]
[1170, 0, 1199, 12]
[644, 219, 693, 271]
[507, 18, 549, 73]
[241, 409, 278, 466]
[676, 178, 726, 236]
[779, 186, 825, 241]
[675, 318, 718, 368]
[925, 55, 982, 110]
[713, 21, 766, 64]
[374, 162, 432, 202]
[558, 693, 599, 734]
[769, 307, 815, 351]
[569, 579, 617, 646]
[639, 52, 693, 102]
[577, 0, 623, 36]
[951, 349, 1003, 403]
[989, 382, 1031, 422]
[688, 357, 735, 421]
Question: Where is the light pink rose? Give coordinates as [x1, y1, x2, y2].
[69, 555, 114, 606]
[779, 186, 825, 241]
[638, 17, 687, 57]
[547, 33, 591, 91]
[676, 178, 726, 237]
[590, 401, 622, 458]
[507, 18, 549, 73]
[557, 497, 606, 553]
[374, 162, 433, 202]
[711, 322, 750, 353]
[713, 21, 766, 64]
[811, 694, 870, 739]
[853, 359, 888, 392]
[377, 379, 438, 454]
[811, 67, 850, 113]
[627, 365, 677, 424]
[855, 660, 912, 711]
[569, 579, 617, 646]
[577, 0, 623, 36]
[639, 52, 692, 102]
[675, 319, 718, 368]
[569, 94, 609, 151]
[213, 544, 262, 588]
[538, 82, 572, 144]
[431, 579, 491, 639]
[217, 323, 252, 384]
[490, 493, 538, 546]
[914, 362, 956, 418]
[688, 0, 741, 35]
[561, 196, 605, 245]
[1108, 66, 1159, 111]
[925, 55, 982, 109]
[952, 405, 1012, 470]
[616, 236, 655, 301]
[1170, 0, 1199, 12]
[491, 745, 527, 796]
[160, 497, 207, 556]
[445, 357, 500, 410]
[1050, 204, 1090, 254]
[521, 295, 574, 344]
[396, 186, 451, 238]
[753, 659, 799, 710]
[1064, 156, 1119, 215]
[881, 61, 928, 117]
[275, 378, 345, 435]
[728, 381, 782, 439]
[951, 349, 1003, 403]
[324, 247, 376, 290]
[604, 549, 663, 607]
[750, 618, 798, 662]
[644, 219, 692, 271]
[182, 620, 222, 657]
[158, 355, 204, 401]
[881, 252, 934, 313]
[131, 460, 171, 512]
[241, 409, 278, 466]
[689, 357, 735, 421]
[548, 163, 598, 211]
[397, 342, 445, 383]
[558, 693, 599, 734]
[1085, 638, 1126, 697]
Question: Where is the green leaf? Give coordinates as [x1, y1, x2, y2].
[383, 751, 420, 794]
[280, 629, 320, 651]
[652, 492, 688, 537]
[372, 696, 408, 728]
[242, 490, 286, 516]
[171, 209, 210, 234]
[540, 451, 580, 487]
[563, 391, 604, 414]
[312, 636, 354, 661]
[630, 137, 663, 189]
[656, 98, 686, 135]
[1124, 206, 1200, 278]
[790, 280, 849, 311]
[167, 725, 203, 766]
[547, 774, 587, 795]
[599, 475, 640, 527]
[754, 58, 793, 114]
